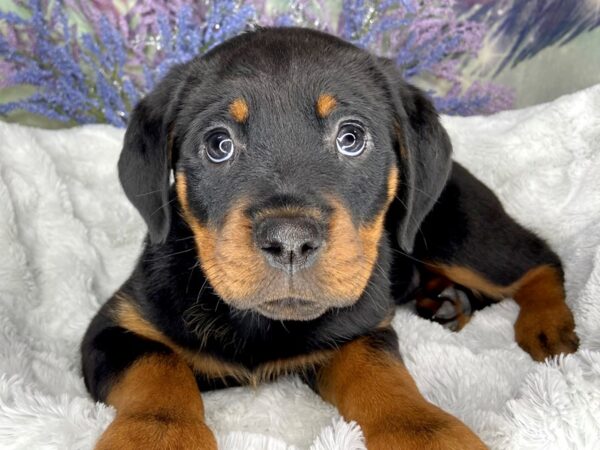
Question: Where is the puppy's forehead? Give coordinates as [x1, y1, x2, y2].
[195, 29, 387, 117]
[211, 68, 381, 129]
[206, 27, 368, 77]
[178, 31, 398, 228]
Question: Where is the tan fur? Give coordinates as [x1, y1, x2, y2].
[184, 348, 333, 387]
[317, 334, 487, 449]
[427, 264, 513, 299]
[512, 265, 578, 361]
[427, 264, 564, 304]
[175, 167, 398, 308]
[176, 173, 269, 300]
[425, 264, 578, 360]
[316, 94, 337, 118]
[115, 293, 169, 343]
[115, 297, 333, 387]
[96, 352, 216, 450]
[229, 97, 249, 123]
[317, 166, 398, 300]
[513, 265, 564, 308]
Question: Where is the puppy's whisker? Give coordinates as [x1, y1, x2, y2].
[149, 197, 176, 218]
[388, 246, 428, 265]
[135, 188, 165, 197]
[185, 261, 201, 294]
[143, 247, 195, 262]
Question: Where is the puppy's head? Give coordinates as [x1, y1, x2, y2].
[119, 28, 452, 321]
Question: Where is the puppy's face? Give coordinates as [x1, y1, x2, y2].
[120, 28, 452, 321]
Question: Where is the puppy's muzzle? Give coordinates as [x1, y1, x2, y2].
[254, 216, 324, 274]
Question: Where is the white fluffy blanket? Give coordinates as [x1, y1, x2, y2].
[1, 85, 599, 450]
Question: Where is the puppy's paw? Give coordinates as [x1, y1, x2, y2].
[366, 415, 487, 450]
[515, 304, 579, 361]
[416, 285, 473, 331]
[95, 412, 217, 450]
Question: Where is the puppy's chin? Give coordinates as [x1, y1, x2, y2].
[254, 298, 329, 321]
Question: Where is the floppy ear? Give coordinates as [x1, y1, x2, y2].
[118, 64, 189, 244]
[377, 58, 453, 253]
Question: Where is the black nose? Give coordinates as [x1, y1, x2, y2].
[255, 217, 324, 273]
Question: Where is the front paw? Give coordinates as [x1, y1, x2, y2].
[366, 416, 487, 450]
[515, 304, 579, 361]
[95, 412, 217, 450]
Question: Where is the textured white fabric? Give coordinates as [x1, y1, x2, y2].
[0, 84, 599, 449]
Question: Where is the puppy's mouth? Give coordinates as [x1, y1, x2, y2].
[175, 181, 391, 322]
[254, 297, 328, 321]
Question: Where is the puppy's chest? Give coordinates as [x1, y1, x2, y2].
[185, 346, 334, 389]
[117, 297, 336, 388]
[178, 318, 340, 388]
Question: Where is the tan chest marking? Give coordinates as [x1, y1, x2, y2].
[114, 296, 333, 387]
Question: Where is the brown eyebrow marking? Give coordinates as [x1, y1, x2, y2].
[316, 94, 337, 118]
[229, 98, 249, 123]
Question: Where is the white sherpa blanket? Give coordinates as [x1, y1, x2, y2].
[1, 85, 600, 450]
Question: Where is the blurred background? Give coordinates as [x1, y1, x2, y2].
[1, 0, 599, 129]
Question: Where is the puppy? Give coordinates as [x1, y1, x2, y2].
[82, 27, 578, 449]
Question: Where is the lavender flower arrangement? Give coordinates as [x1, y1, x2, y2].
[0, 0, 255, 126]
[0, 0, 514, 127]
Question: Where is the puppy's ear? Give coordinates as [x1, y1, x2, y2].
[118, 64, 189, 244]
[377, 58, 453, 253]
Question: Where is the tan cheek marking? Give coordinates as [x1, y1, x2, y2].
[316, 94, 337, 118]
[316, 167, 399, 301]
[211, 203, 269, 300]
[175, 167, 398, 305]
[229, 98, 249, 123]
[387, 166, 399, 204]
[316, 202, 365, 300]
[175, 173, 267, 301]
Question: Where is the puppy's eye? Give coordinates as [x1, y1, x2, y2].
[205, 130, 235, 163]
[336, 123, 366, 156]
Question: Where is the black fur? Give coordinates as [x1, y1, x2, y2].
[413, 162, 563, 285]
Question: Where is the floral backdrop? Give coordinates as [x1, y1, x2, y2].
[0, 0, 599, 127]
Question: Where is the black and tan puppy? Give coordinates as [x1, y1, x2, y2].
[82, 27, 578, 449]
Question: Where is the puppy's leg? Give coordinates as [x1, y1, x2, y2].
[426, 263, 578, 361]
[316, 328, 487, 450]
[82, 300, 217, 450]
[414, 162, 578, 361]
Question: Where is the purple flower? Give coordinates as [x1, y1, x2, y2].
[1, 0, 259, 126]
[1, 0, 518, 126]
